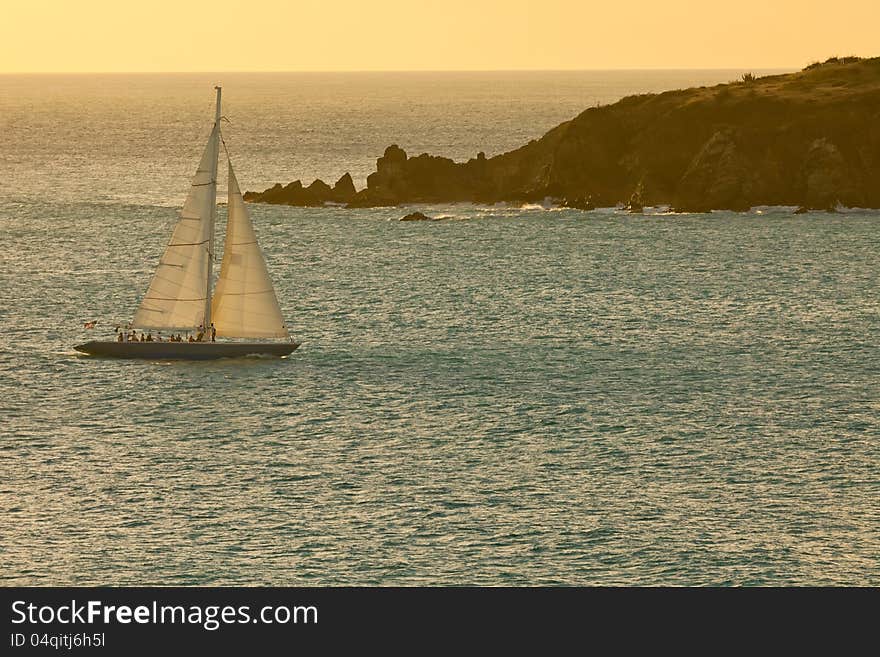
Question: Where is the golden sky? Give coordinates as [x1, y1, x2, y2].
[1, 0, 877, 72]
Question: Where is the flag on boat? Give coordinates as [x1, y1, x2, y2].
[83, 320, 97, 329]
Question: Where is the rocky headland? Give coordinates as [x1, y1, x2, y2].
[244, 57, 880, 212]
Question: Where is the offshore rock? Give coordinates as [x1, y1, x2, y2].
[400, 211, 436, 221]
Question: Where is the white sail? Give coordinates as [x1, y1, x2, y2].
[211, 162, 290, 339]
[132, 123, 220, 330]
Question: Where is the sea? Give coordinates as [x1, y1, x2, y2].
[1, 71, 878, 586]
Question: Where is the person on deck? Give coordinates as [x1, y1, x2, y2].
[211, 323, 216, 342]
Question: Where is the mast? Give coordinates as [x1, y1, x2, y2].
[204, 85, 221, 337]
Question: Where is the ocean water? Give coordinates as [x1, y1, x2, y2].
[1, 72, 878, 586]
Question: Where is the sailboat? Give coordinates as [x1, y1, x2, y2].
[75, 88, 299, 360]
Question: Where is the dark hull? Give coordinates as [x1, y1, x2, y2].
[74, 340, 299, 360]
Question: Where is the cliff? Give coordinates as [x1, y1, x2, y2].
[245, 57, 880, 211]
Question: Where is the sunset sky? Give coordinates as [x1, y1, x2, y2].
[1, 0, 877, 72]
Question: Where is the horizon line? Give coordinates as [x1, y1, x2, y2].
[0, 66, 800, 75]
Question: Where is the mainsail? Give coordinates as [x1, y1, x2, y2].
[132, 123, 220, 331]
[210, 162, 290, 339]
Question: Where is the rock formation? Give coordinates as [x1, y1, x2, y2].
[400, 211, 437, 221]
[675, 129, 754, 212]
[242, 171, 358, 205]
[245, 56, 880, 211]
